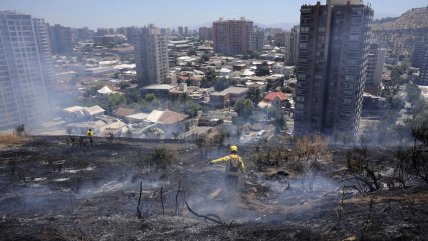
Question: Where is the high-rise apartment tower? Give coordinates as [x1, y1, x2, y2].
[0, 11, 54, 129]
[294, 0, 374, 136]
[135, 25, 169, 86]
[213, 17, 254, 56]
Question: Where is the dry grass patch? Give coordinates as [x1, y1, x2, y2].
[0, 133, 28, 147]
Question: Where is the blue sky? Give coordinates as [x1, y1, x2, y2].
[2, 0, 428, 29]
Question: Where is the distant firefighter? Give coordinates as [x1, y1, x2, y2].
[209, 145, 245, 192]
[86, 128, 94, 145]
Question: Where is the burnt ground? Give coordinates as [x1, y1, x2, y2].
[0, 136, 427, 241]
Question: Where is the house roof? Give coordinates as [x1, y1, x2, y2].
[145, 110, 188, 125]
[158, 110, 189, 125]
[220, 68, 231, 73]
[263, 91, 288, 102]
[143, 84, 176, 90]
[114, 107, 138, 117]
[64, 106, 85, 113]
[126, 113, 149, 120]
[219, 86, 249, 95]
[145, 110, 164, 123]
[97, 85, 114, 94]
[84, 105, 105, 116]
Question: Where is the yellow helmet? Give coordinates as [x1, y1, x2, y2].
[230, 145, 238, 152]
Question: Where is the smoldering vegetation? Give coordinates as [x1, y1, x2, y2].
[0, 134, 427, 240]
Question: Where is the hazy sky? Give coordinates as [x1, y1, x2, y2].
[2, 0, 428, 29]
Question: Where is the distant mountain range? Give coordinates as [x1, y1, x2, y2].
[373, 6, 428, 31]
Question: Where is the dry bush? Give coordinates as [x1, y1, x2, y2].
[254, 148, 289, 171]
[0, 133, 28, 147]
[291, 134, 332, 189]
[136, 148, 174, 174]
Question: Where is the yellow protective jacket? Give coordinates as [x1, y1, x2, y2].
[211, 154, 245, 176]
[87, 130, 94, 137]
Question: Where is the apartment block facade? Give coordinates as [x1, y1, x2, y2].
[365, 43, 386, 96]
[253, 29, 265, 51]
[198, 27, 213, 42]
[48, 24, 75, 55]
[213, 17, 254, 56]
[420, 44, 428, 85]
[411, 39, 428, 69]
[135, 25, 169, 87]
[294, 0, 374, 136]
[288, 25, 300, 65]
[0, 11, 53, 129]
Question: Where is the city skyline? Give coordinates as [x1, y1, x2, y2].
[2, 0, 427, 29]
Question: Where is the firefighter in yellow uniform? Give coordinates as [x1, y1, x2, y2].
[86, 128, 94, 145]
[209, 145, 245, 193]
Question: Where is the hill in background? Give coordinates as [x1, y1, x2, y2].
[373, 6, 428, 31]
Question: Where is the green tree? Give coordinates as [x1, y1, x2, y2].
[406, 84, 421, 104]
[234, 98, 254, 118]
[255, 61, 270, 76]
[273, 109, 285, 134]
[248, 86, 262, 105]
[187, 49, 197, 56]
[144, 93, 157, 102]
[124, 88, 142, 104]
[15, 124, 25, 136]
[107, 93, 125, 108]
[85, 82, 105, 97]
[282, 86, 294, 94]
[387, 96, 405, 110]
[118, 81, 131, 90]
[213, 78, 230, 91]
[183, 101, 201, 118]
[200, 53, 209, 63]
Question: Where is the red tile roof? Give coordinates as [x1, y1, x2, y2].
[263, 91, 288, 102]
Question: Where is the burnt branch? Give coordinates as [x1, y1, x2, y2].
[160, 186, 164, 215]
[222, 219, 236, 239]
[185, 201, 225, 226]
[175, 182, 181, 216]
[137, 181, 143, 219]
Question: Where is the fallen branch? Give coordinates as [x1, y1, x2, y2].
[185, 201, 225, 225]
[137, 181, 142, 219]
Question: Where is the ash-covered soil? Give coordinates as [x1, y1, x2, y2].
[0, 136, 427, 241]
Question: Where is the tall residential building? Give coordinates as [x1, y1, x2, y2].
[33, 18, 55, 85]
[254, 29, 265, 51]
[123, 26, 138, 44]
[287, 25, 300, 65]
[199, 27, 213, 41]
[135, 25, 169, 87]
[365, 43, 386, 96]
[48, 24, 75, 54]
[184, 26, 189, 37]
[213, 17, 254, 56]
[74, 27, 93, 41]
[178, 26, 184, 36]
[0, 11, 53, 129]
[420, 44, 428, 85]
[273, 31, 288, 47]
[411, 39, 428, 69]
[294, 0, 374, 136]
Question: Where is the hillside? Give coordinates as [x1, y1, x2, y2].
[373, 6, 428, 31]
[0, 136, 427, 240]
